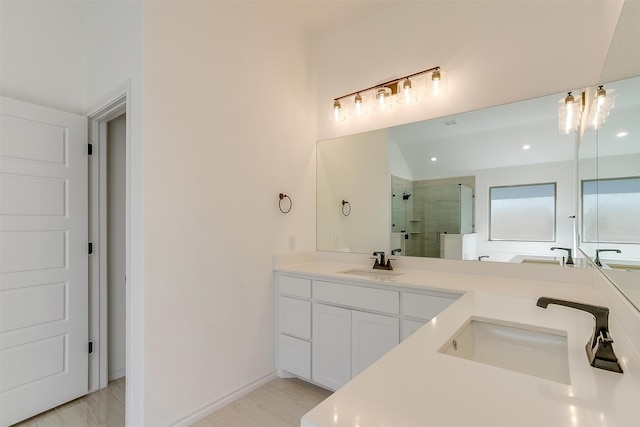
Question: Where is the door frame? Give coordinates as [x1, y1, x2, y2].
[87, 86, 129, 392]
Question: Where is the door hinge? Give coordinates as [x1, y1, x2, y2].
[88, 143, 93, 155]
[88, 242, 93, 255]
[88, 341, 94, 354]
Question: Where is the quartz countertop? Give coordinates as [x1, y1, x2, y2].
[275, 261, 640, 427]
[275, 261, 601, 303]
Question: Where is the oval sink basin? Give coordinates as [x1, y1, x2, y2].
[339, 268, 403, 279]
[438, 317, 570, 384]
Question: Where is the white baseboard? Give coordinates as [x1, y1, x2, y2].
[108, 368, 126, 382]
[170, 370, 278, 427]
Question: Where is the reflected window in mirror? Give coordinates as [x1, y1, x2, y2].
[490, 183, 556, 241]
[582, 177, 640, 243]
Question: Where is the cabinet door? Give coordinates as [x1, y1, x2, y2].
[401, 319, 427, 341]
[312, 303, 351, 390]
[352, 311, 399, 377]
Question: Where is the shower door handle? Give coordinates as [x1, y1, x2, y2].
[436, 231, 440, 243]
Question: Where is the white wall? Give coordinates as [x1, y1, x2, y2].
[317, 129, 390, 254]
[315, 1, 624, 140]
[142, 2, 316, 425]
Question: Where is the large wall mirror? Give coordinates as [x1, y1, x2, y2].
[318, 90, 578, 265]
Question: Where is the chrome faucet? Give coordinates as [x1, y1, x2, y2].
[371, 251, 394, 270]
[550, 247, 573, 265]
[536, 297, 623, 373]
[595, 249, 622, 267]
[478, 255, 489, 261]
[391, 248, 402, 255]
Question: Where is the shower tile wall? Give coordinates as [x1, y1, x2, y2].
[391, 175, 475, 258]
[413, 177, 475, 258]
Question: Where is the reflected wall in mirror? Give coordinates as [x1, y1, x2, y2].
[578, 75, 640, 311]
[317, 91, 578, 264]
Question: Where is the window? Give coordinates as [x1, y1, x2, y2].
[490, 183, 556, 241]
[582, 177, 640, 244]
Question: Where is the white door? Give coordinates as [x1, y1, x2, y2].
[0, 97, 88, 426]
[351, 311, 399, 377]
[312, 303, 351, 391]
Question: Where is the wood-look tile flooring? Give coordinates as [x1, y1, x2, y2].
[11, 377, 331, 427]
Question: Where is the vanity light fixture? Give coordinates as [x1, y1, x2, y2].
[398, 78, 418, 104]
[333, 66, 442, 121]
[558, 92, 582, 134]
[333, 100, 345, 122]
[351, 92, 368, 117]
[426, 69, 447, 97]
[558, 85, 616, 134]
[586, 86, 616, 130]
[374, 87, 393, 111]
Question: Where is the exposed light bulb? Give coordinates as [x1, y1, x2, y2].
[558, 92, 581, 134]
[333, 100, 345, 122]
[427, 69, 447, 97]
[586, 86, 615, 130]
[374, 88, 392, 111]
[398, 78, 418, 104]
[352, 93, 367, 116]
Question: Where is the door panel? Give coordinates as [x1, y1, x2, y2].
[0, 97, 88, 426]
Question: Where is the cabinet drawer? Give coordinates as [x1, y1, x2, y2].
[278, 334, 311, 380]
[402, 292, 458, 321]
[278, 275, 311, 298]
[278, 296, 311, 339]
[314, 281, 399, 315]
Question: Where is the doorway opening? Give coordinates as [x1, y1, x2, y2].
[88, 93, 129, 407]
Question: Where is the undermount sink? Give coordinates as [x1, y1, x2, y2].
[602, 262, 640, 272]
[339, 268, 403, 279]
[520, 259, 561, 265]
[438, 317, 570, 384]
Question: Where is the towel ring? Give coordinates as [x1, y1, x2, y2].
[279, 193, 292, 214]
[341, 200, 351, 216]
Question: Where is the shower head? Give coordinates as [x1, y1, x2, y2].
[402, 192, 411, 200]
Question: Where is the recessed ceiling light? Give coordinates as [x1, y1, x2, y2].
[616, 129, 631, 138]
[430, 157, 437, 162]
[522, 144, 531, 150]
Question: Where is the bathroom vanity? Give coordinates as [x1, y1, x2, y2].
[275, 259, 640, 427]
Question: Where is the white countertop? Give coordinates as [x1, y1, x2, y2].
[276, 261, 601, 303]
[275, 261, 640, 427]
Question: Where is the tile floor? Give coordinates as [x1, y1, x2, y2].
[11, 377, 331, 427]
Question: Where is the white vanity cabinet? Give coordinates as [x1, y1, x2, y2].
[276, 271, 461, 391]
